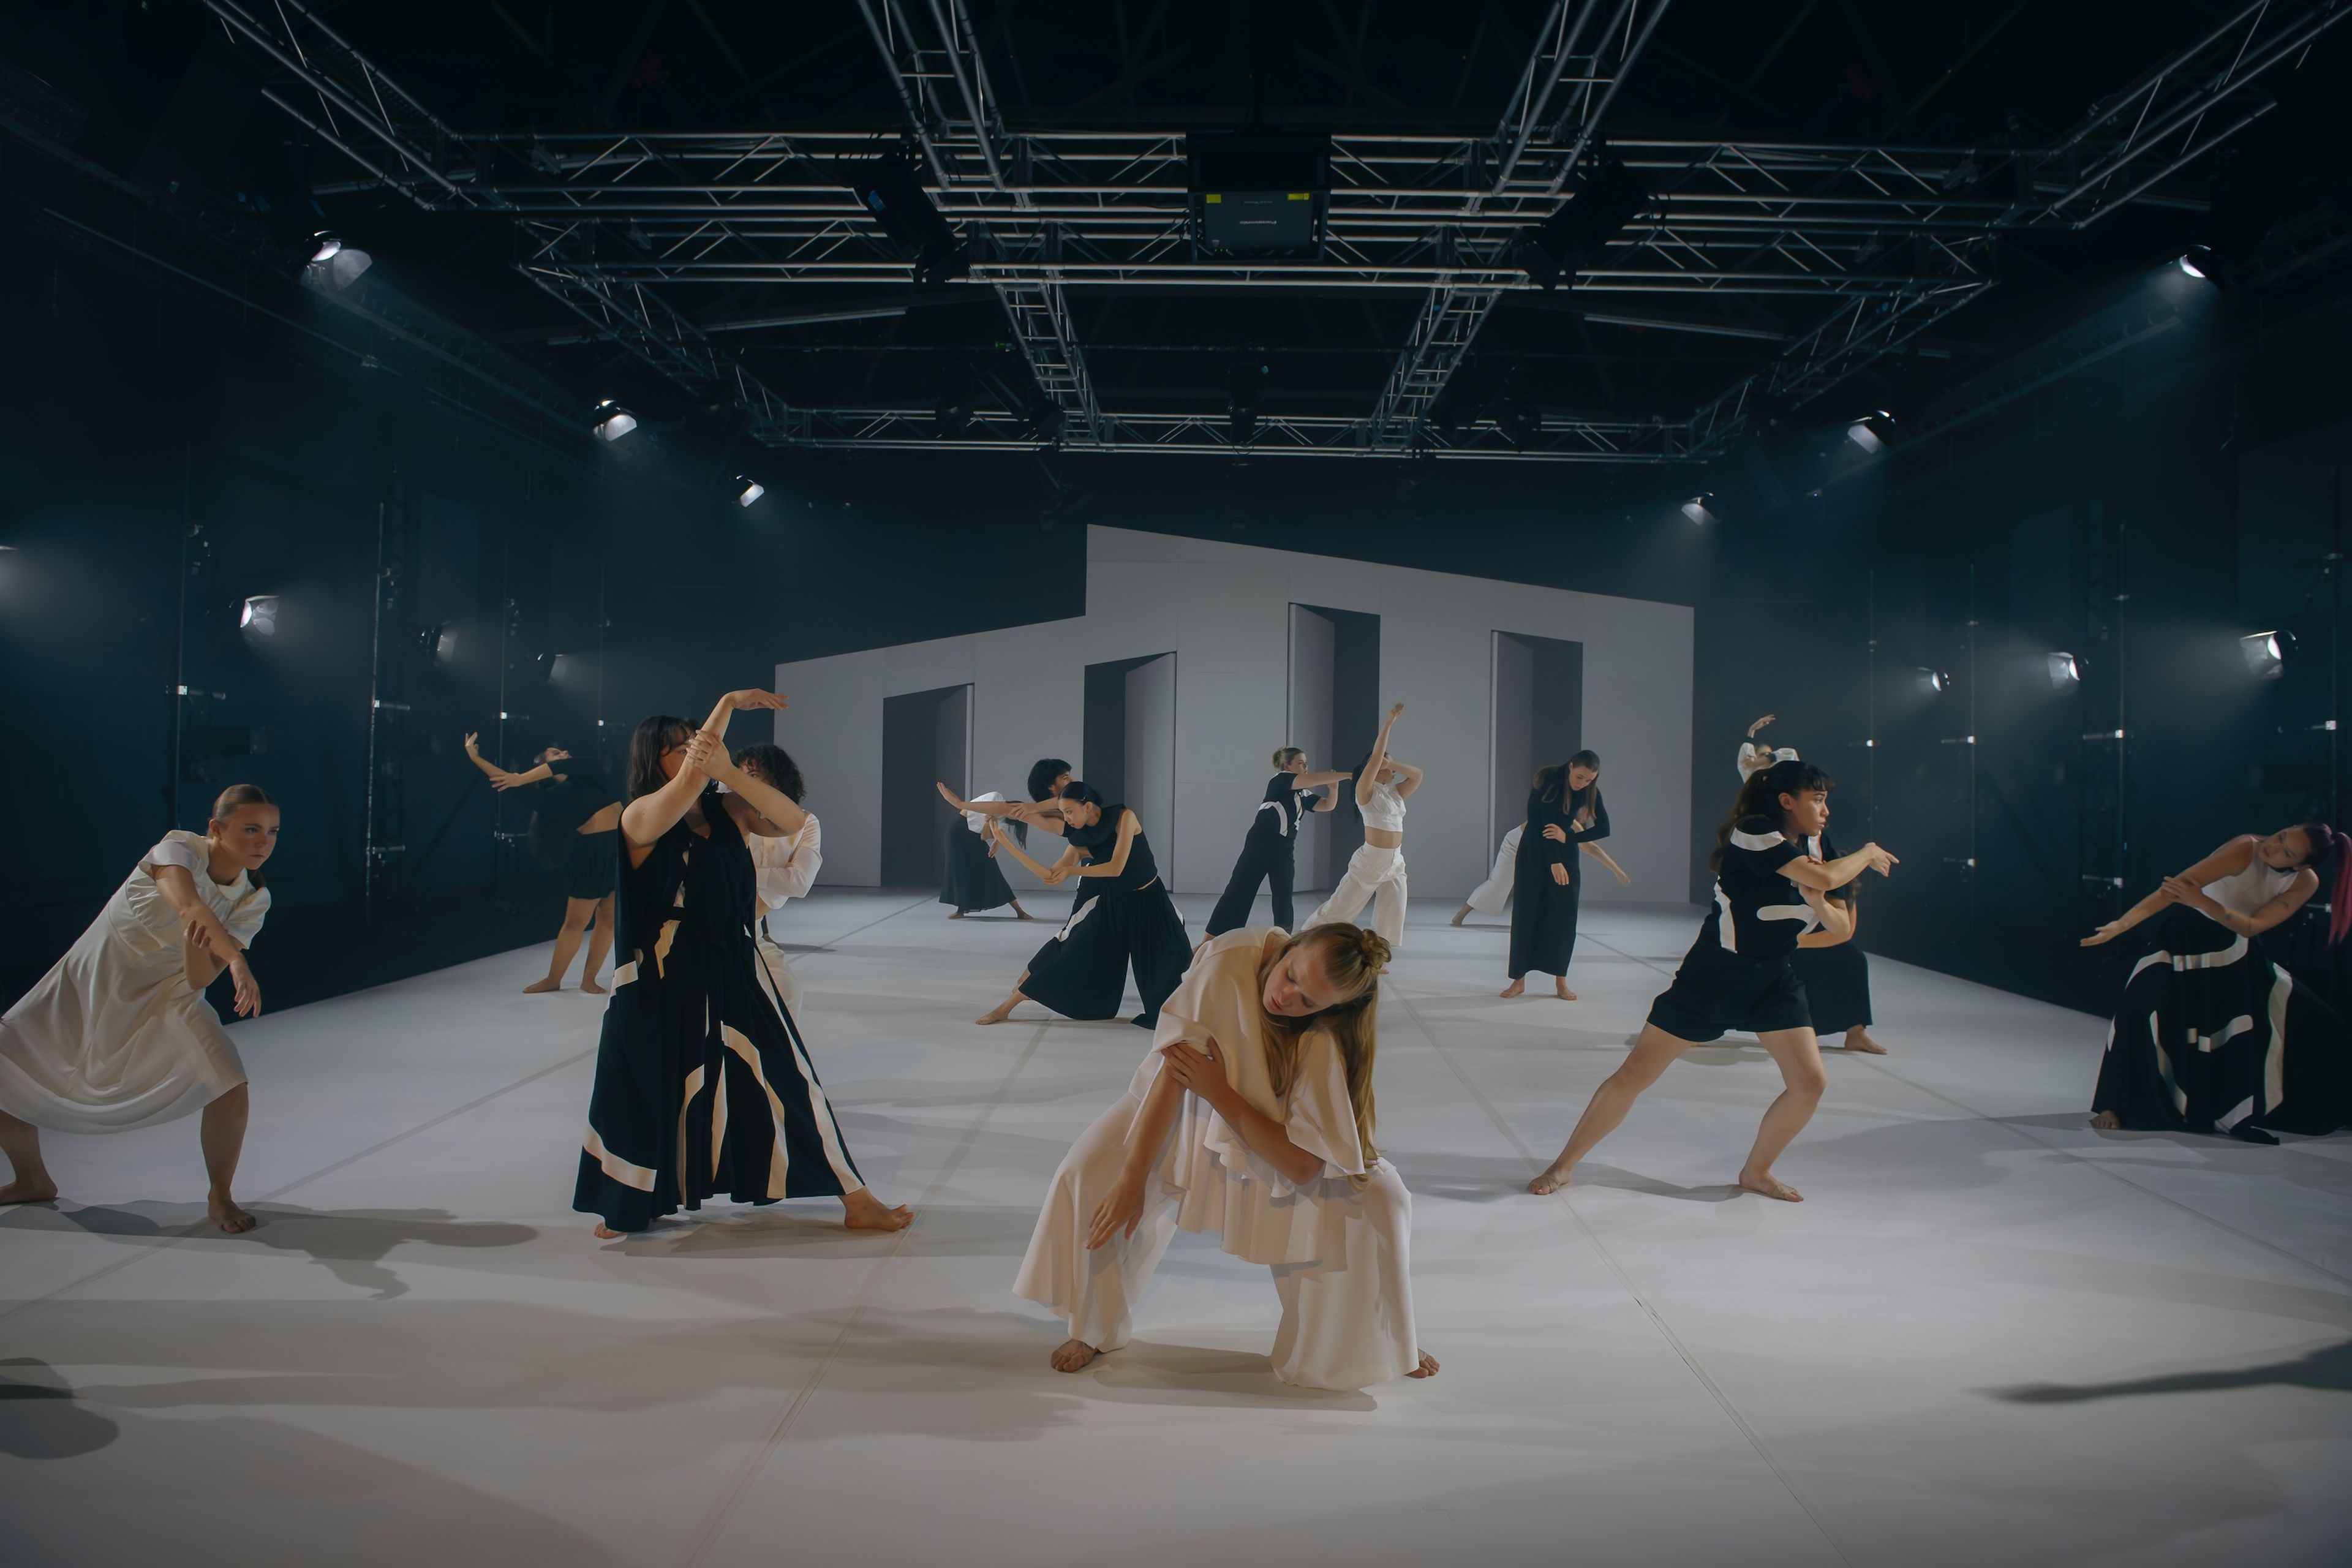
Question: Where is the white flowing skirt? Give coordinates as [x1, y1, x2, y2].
[1014, 1090, 1419, 1390]
[1465, 827, 1523, 915]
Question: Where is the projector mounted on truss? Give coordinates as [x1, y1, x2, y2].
[1187, 134, 1333, 260]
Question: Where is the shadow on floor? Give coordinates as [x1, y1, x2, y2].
[0, 1358, 118, 1459]
[0, 1202, 538, 1300]
[1991, 1338, 2352, 1402]
[1401, 1153, 1741, 1204]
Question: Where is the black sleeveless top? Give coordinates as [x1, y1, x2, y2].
[1066, 804, 1161, 891]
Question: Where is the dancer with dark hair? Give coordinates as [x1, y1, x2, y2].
[1306, 703, 1418, 946]
[1016, 922, 1437, 1389]
[1502, 749, 1612, 1001]
[957, 782, 1192, 1029]
[575, 692, 911, 1237]
[465, 732, 623, 994]
[1205, 745, 1351, 937]
[0, 785, 281, 1232]
[736, 742, 823, 1014]
[1735, 720, 1882, 1052]
[941, 792, 1035, 920]
[1528, 759, 1898, 1202]
[2085, 824, 2352, 1140]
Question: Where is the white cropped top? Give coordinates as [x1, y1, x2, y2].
[1360, 778, 1407, 832]
[2202, 856, 2298, 917]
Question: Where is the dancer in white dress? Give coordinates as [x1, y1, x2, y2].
[1016, 922, 1438, 1390]
[0, 785, 281, 1232]
[737, 743, 823, 1015]
[1305, 703, 1419, 946]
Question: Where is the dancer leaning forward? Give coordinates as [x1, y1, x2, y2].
[1528, 758, 1896, 1202]
[575, 690, 911, 1237]
[1016, 921, 1438, 1390]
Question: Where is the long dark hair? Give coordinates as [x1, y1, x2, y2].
[1711, 757, 1833, 872]
[2290, 821, 2352, 946]
[625, 714, 692, 802]
[1534, 749, 1604, 820]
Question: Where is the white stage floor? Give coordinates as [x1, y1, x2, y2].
[3, 892, 2348, 1567]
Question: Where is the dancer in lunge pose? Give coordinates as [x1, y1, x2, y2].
[1502, 750, 1612, 1000]
[941, 791, 1035, 921]
[1205, 747, 1351, 937]
[1527, 759, 1897, 1202]
[1305, 704, 1417, 946]
[1733, 728, 1883, 1053]
[466, 733, 624, 994]
[956, 783, 1192, 1029]
[1453, 823, 1630, 925]
[575, 693, 911, 1237]
[2085, 824, 2352, 1140]
[736, 742, 822, 1016]
[1016, 922, 1438, 1389]
[0, 785, 280, 1233]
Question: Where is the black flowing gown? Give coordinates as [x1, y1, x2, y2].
[575, 784, 867, 1231]
[940, 818, 1018, 913]
[1509, 786, 1610, 979]
[1021, 805, 1193, 1027]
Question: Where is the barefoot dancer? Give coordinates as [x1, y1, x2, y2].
[466, 734, 623, 994]
[1205, 747, 1351, 936]
[575, 694, 911, 1237]
[941, 792, 1035, 920]
[960, 783, 1193, 1029]
[1735, 718, 1882, 1052]
[0, 785, 280, 1234]
[737, 742, 823, 1015]
[1016, 923, 1437, 1389]
[2084, 824, 2352, 1141]
[1502, 751, 1611, 1001]
[1528, 759, 1897, 1202]
[1305, 704, 1419, 946]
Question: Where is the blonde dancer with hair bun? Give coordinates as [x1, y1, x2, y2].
[1015, 922, 1437, 1390]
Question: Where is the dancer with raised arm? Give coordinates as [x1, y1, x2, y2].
[2085, 824, 2352, 1141]
[1305, 704, 1418, 946]
[941, 791, 1035, 921]
[1734, 726, 1883, 1053]
[1502, 750, 1612, 1000]
[466, 733, 624, 994]
[736, 742, 823, 1015]
[1205, 747, 1351, 937]
[1528, 759, 1898, 1202]
[1016, 922, 1437, 1390]
[0, 785, 280, 1233]
[956, 782, 1192, 1029]
[575, 692, 911, 1237]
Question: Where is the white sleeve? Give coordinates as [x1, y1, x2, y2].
[753, 818, 821, 910]
[776, 816, 822, 901]
[224, 886, 272, 946]
[141, 835, 207, 875]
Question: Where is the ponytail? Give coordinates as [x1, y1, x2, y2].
[2294, 822, 2352, 947]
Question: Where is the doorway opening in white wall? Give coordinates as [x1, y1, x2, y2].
[1288, 604, 1381, 892]
[1082, 654, 1177, 884]
[1491, 632, 1584, 857]
[881, 684, 971, 888]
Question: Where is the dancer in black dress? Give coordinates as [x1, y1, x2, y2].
[2084, 824, 2352, 1141]
[1528, 759, 1898, 1202]
[1735, 716, 1883, 1052]
[1502, 751, 1611, 1001]
[466, 734, 624, 993]
[575, 690, 913, 1237]
[940, 793, 1035, 919]
[1205, 747, 1351, 936]
[965, 783, 1193, 1029]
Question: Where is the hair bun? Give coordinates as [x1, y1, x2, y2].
[1355, 928, 1392, 969]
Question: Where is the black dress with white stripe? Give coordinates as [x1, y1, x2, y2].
[575, 783, 866, 1231]
[1788, 830, 1871, 1034]
[1021, 806, 1193, 1027]
[1646, 815, 1820, 1043]
[1205, 774, 1314, 936]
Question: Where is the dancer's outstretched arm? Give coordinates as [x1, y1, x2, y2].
[1783, 842, 1896, 892]
[622, 690, 784, 848]
[1295, 769, 1351, 789]
[461, 733, 514, 785]
[687, 732, 807, 837]
[990, 826, 1084, 885]
[1357, 703, 1403, 809]
[2158, 865, 2318, 938]
[1086, 1071, 1183, 1248]
[1581, 842, 1631, 885]
[1388, 758, 1426, 801]
[2082, 835, 2256, 945]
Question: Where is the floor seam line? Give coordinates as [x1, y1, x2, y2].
[1383, 978, 1861, 1568]
[676, 1017, 1052, 1568]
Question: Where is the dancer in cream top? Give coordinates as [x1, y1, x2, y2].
[1015, 922, 1436, 1391]
[1305, 702, 1420, 946]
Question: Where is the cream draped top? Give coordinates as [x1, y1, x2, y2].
[1130, 927, 1370, 1266]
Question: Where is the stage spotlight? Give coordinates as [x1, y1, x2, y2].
[2047, 651, 2081, 688]
[2241, 630, 2288, 677]
[1680, 494, 1714, 524]
[1917, 666, 1948, 695]
[837, 152, 971, 285]
[1847, 410, 1893, 453]
[2177, 245, 2213, 281]
[592, 401, 638, 442]
[549, 653, 577, 684]
[239, 595, 279, 636]
[736, 477, 766, 508]
[310, 232, 342, 263]
[1512, 151, 1652, 291]
[424, 621, 458, 662]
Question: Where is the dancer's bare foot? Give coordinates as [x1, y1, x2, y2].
[1738, 1170, 1803, 1202]
[1554, 978, 1577, 1001]
[208, 1196, 258, 1234]
[975, 999, 1018, 1026]
[0, 1176, 59, 1206]
[842, 1188, 914, 1231]
[1842, 1028, 1887, 1055]
[2089, 1110, 2122, 1130]
[581, 978, 608, 996]
[1526, 1164, 1570, 1195]
[1499, 978, 1525, 998]
[522, 977, 562, 994]
[948, 910, 964, 919]
[1050, 1338, 1100, 1373]
[1450, 906, 1470, 927]
[593, 1221, 625, 1238]
[1407, 1349, 1441, 1379]
[1014, 905, 1035, 921]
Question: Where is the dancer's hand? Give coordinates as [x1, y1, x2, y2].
[227, 957, 262, 1019]
[2081, 922, 2125, 947]
[1387, 702, 1405, 722]
[1748, 714, 1776, 737]
[935, 781, 970, 813]
[1551, 863, 1570, 886]
[1159, 1038, 1231, 1112]
[1613, 864, 1632, 886]
[489, 771, 527, 791]
[462, 731, 480, 753]
[1542, 823, 1569, 843]
[725, 689, 788, 712]
[2158, 874, 2212, 912]
[1087, 1173, 1147, 1250]
[1038, 865, 1070, 886]
[1860, 842, 1899, 876]
[543, 747, 571, 762]
[682, 729, 736, 781]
